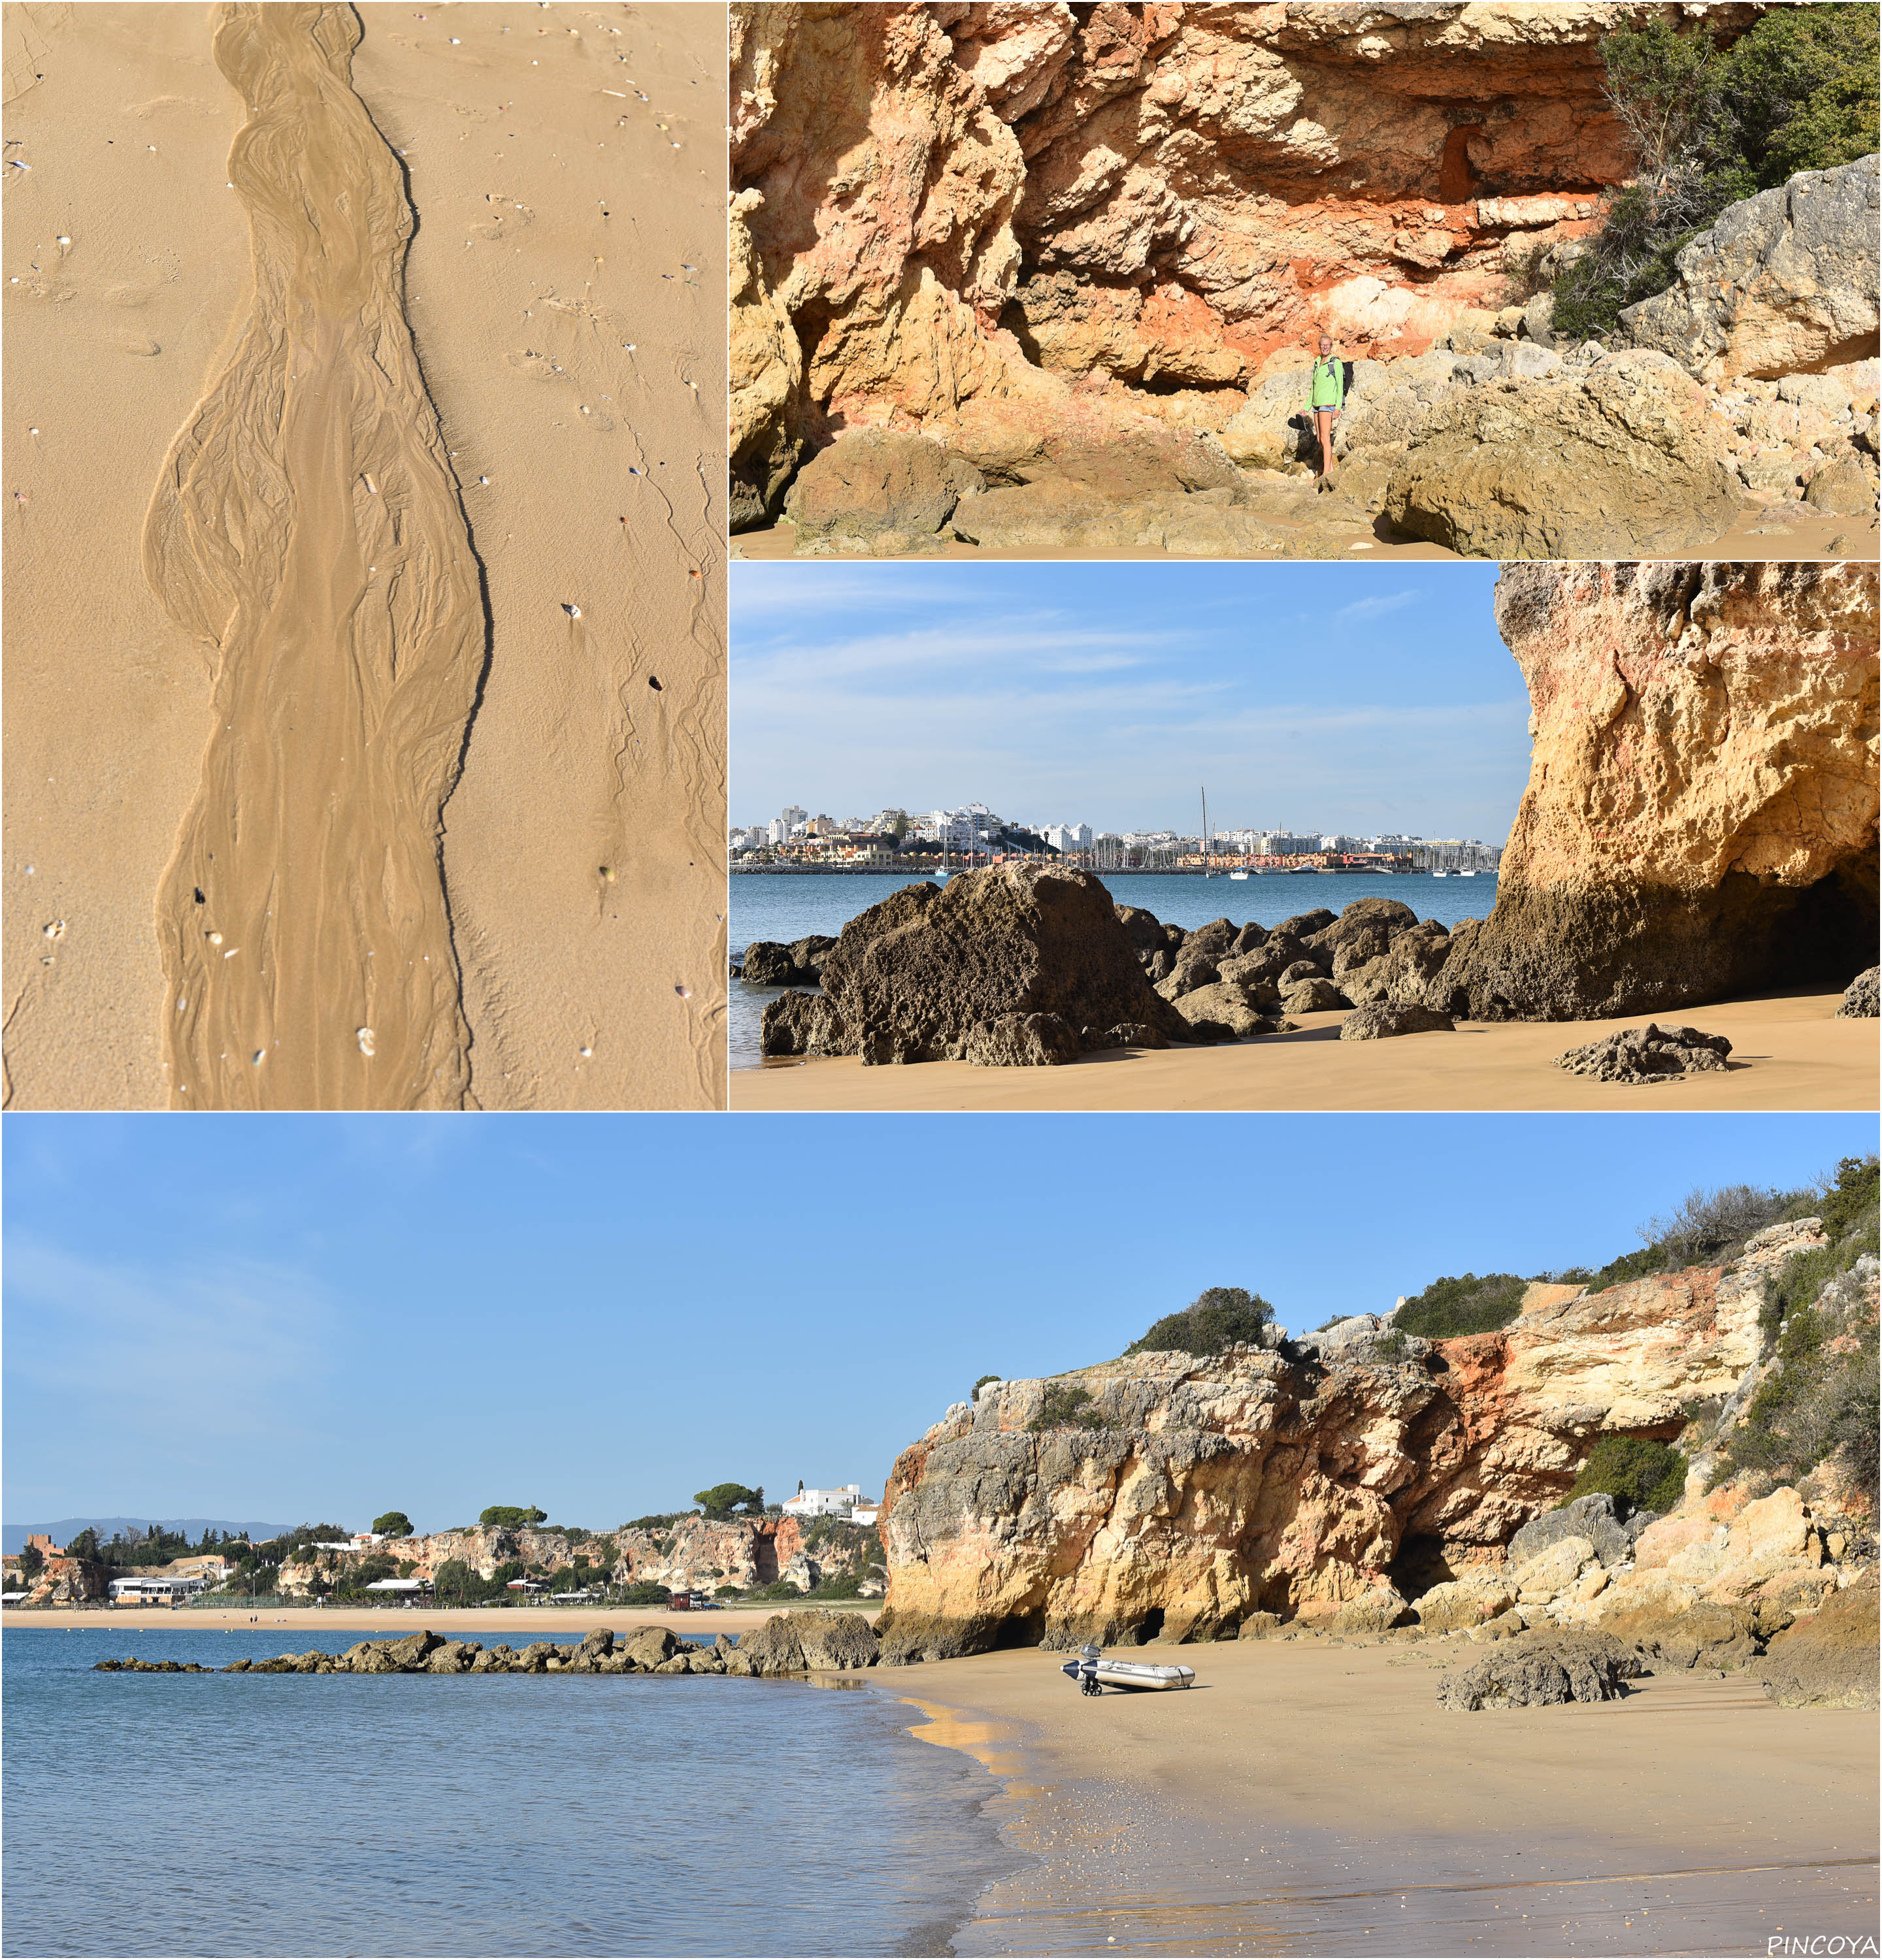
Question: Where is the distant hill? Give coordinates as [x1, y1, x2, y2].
[3, 1518, 293, 1555]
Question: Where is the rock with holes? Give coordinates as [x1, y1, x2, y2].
[1340, 1003, 1455, 1039]
[1438, 1631, 1642, 1710]
[1553, 1024, 1733, 1083]
[1837, 966, 1879, 1017]
[961, 1011, 1080, 1067]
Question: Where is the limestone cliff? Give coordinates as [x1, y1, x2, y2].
[731, 0, 1762, 525]
[1430, 561, 1879, 1020]
[876, 1220, 1826, 1658]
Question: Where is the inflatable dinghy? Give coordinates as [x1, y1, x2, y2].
[1059, 1642, 1195, 1694]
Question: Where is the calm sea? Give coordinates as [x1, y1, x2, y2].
[1, 1627, 1021, 1958]
[731, 870, 1496, 1069]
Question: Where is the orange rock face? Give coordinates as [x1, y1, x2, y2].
[730, 1, 1758, 520]
[876, 1222, 1823, 1657]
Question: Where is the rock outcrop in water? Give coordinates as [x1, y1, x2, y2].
[1427, 561, 1879, 1020]
[874, 1218, 1868, 1661]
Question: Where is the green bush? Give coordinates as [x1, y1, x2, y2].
[1393, 1273, 1528, 1340]
[972, 1374, 1002, 1397]
[1027, 1384, 1107, 1433]
[1125, 1286, 1276, 1358]
[1554, 7, 1880, 342]
[625, 1514, 684, 1533]
[371, 1512, 413, 1539]
[479, 1505, 546, 1529]
[619, 1580, 672, 1605]
[1565, 1436, 1689, 1516]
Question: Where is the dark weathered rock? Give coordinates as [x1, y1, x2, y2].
[737, 1609, 882, 1674]
[1274, 910, 1337, 940]
[1553, 1023, 1732, 1083]
[1596, 1600, 1760, 1673]
[1236, 1611, 1283, 1641]
[1507, 1492, 1646, 1572]
[1114, 904, 1168, 955]
[1759, 1575, 1879, 1708]
[1172, 981, 1274, 1037]
[1336, 921, 1452, 1007]
[386, 1629, 443, 1670]
[1836, 966, 1879, 1017]
[810, 866, 1196, 1064]
[1302, 898, 1419, 958]
[962, 1011, 1080, 1066]
[619, 1624, 681, 1671]
[1438, 1631, 1642, 1710]
[1340, 1003, 1455, 1040]
[739, 941, 799, 985]
[760, 990, 848, 1058]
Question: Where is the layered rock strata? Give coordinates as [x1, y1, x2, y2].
[1427, 561, 1879, 1020]
[875, 1219, 1831, 1659]
[731, 0, 1766, 527]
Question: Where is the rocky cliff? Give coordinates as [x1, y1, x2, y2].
[731, 1, 1770, 528]
[875, 1218, 1850, 1657]
[1430, 561, 1879, 1019]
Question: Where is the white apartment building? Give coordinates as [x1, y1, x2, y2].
[780, 805, 807, 834]
[782, 1484, 872, 1520]
[1319, 834, 1368, 854]
[768, 817, 788, 846]
[1043, 823, 1092, 853]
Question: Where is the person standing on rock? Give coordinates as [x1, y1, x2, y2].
[1307, 333, 1345, 491]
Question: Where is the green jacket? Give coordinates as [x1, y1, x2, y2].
[1307, 355, 1345, 410]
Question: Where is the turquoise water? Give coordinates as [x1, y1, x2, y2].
[1, 1628, 1019, 1957]
[731, 870, 1495, 1068]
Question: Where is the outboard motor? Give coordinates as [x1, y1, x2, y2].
[1058, 1641, 1104, 1695]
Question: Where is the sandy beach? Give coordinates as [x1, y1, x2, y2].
[2, 2, 725, 1109]
[893, 1637, 1881, 1957]
[735, 991, 1877, 1113]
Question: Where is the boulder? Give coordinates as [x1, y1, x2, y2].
[759, 990, 848, 1059]
[808, 866, 1195, 1065]
[1339, 1003, 1455, 1040]
[784, 429, 978, 547]
[738, 941, 800, 986]
[1508, 1493, 1642, 1572]
[1274, 911, 1338, 941]
[1508, 1535, 1595, 1604]
[1804, 458, 1876, 515]
[1382, 354, 1740, 557]
[424, 1641, 476, 1674]
[1333, 923, 1453, 1008]
[619, 1625, 681, 1671]
[1113, 905, 1168, 956]
[795, 1609, 883, 1672]
[1279, 976, 1346, 1015]
[1594, 1600, 1759, 1673]
[386, 1630, 443, 1671]
[1413, 1578, 1517, 1634]
[1758, 1576, 1879, 1708]
[1438, 1631, 1643, 1710]
[962, 1011, 1080, 1067]
[1553, 1024, 1733, 1084]
[1236, 1611, 1283, 1641]
[1302, 898, 1419, 956]
[1327, 1587, 1412, 1635]
[1618, 155, 1881, 383]
[1170, 981, 1272, 1037]
[1837, 966, 1880, 1017]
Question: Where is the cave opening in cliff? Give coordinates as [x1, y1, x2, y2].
[1134, 1607, 1166, 1645]
[990, 1609, 1045, 1650]
[1388, 1534, 1457, 1599]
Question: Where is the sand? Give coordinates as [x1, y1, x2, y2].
[732, 504, 1876, 565]
[3, 2, 725, 1109]
[733, 991, 1878, 1113]
[893, 1637, 1881, 1956]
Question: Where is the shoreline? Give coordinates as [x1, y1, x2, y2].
[733, 991, 1874, 1113]
[885, 1639, 1881, 1957]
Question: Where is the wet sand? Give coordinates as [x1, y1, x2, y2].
[893, 1638, 1880, 1957]
[734, 992, 1877, 1113]
[3, 3, 725, 1109]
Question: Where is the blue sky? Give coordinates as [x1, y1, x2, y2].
[731, 561, 1528, 838]
[5, 1112, 1870, 1533]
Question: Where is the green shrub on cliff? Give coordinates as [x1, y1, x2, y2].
[694, 1484, 766, 1520]
[1564, 1435, 1689, 1516]
[1393, 1273, 1528, 1339]
[1027, 1384, 1108, 1433]
[1720, 1156, 1879, 1502]
[479, 1505, 547, 1529]
[1551, 6, 1880, 342]
[1126, 1286, 1276, 1358]
[371, 1512, 413, 1539]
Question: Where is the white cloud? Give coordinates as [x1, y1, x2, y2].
[1334, 589, 1421, 622]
